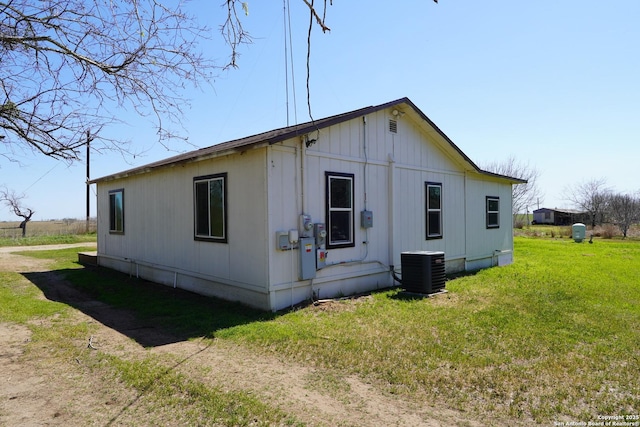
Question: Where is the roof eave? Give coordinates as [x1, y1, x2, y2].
[91, 97, 526, 185]
[476, 169, 528, 185]
[90, 140, 270, 184]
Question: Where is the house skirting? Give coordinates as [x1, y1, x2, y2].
[97, 254, 272, 311]
[465, 250, 513, 271]
[95, 252, 511, 312]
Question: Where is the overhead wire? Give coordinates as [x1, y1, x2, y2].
[286, 0, 298, 126]
[283, 0, 298, 126]
[283, 0, 290, 126]
[22, 162, 61, 193]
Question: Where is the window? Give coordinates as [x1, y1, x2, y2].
[486, 196, 500, 229]
[326, 172, 354, 248]
[425, 182, 442, 239]
[194, 173, 227, 242]
[108, 189, 124, 234]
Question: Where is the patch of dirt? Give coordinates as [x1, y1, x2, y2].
[0, 244, 481, 426]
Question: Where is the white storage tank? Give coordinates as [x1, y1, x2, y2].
[572, 223, 586, 243]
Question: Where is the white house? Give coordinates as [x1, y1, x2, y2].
[92, 98, 525, 311]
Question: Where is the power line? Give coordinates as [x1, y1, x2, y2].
[286, 0, 298, 126]
[22, 162, 61, 193]
[283, 0, 298, 127]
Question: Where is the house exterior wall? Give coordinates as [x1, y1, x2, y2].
[464, 174, 515, 270]
[95, 102, 519, 312]
[96, 148, 272, 309]
[263, 108, 516, 310]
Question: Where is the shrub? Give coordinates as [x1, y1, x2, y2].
[600, 224, 619, 239]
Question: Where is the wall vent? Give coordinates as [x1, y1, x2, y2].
[400, 251, 446, 294]
[388, 118, 398, 134]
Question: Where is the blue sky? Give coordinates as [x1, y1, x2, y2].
[1, 0, 639, 221]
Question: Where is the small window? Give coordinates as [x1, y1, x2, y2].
[486, 196, 500, 229]
[194, 173, 227, 242]
[426, 182, 442, 239]
[108, 189, 124, 234]
[326, 172, 354, 248]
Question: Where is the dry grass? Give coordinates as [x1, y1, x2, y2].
[515, 224, 640, 239]
[0, 219, 96, 239]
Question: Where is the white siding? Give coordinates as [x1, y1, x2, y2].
[266, 145, 302, 290]
[97, 148, 271, 309]
[265, 108, 485, 309]
[96, 101, 517, 311]
[464, 174, 515, 270]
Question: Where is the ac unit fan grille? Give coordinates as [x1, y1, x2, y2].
[401, 251, 446, 294]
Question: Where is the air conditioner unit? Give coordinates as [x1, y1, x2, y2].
[400, 251, 446, 294]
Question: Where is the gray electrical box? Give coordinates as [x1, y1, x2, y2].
[299, 237, 316, 280]
[299, 214, 314, 238]
[361, 210, 373, 228]
[276, 231, 297, 250]
[314, 223, 327, 247]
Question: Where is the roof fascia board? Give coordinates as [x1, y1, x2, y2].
[91, 97, 526, 185]
[90, 140, 271, 184]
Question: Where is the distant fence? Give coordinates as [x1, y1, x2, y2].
[0, 219, 97, 238]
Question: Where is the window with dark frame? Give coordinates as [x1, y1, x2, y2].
[326, 172, 354, 248]
[194, 173, 227, 242]
[486, 196, 500, 229]
[108, 189, 124, 234]
[425, 182, 443, 239]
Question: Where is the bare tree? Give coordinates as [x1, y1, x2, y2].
[2, 0, 440, 164]
[482, 156, 543, 224]
[606, 192, 639, 238]
[0, 0, 222, 161]
[0, 186, 34, 237]
[563, 178, 611, 227]
[0, 0, 348, 163]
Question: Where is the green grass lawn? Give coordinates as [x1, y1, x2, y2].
[218, 237, 640, 422]
[1, 246, 298, 427]
[4, 236, 640, 425]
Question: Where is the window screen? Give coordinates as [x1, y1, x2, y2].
[426, 182, 442, 239]
[108, 189, 124, 234]
[486, 196, 500, 229]
[326, 172, 354, 248]
[194, 173, 227, 242]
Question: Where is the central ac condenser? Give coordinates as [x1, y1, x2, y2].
[400, 251, 446, 294]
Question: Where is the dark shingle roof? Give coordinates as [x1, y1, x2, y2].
[92, 97, 526, 184]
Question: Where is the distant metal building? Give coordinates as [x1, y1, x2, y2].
[92, 98, 525, 311]
[533, 208, 589, 226]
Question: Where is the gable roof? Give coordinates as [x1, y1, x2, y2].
[92, 97, 526, 184]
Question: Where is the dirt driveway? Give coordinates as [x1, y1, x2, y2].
[0, 244, 477, 426]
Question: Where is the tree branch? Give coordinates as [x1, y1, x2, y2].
[1, 0, 218, 160]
